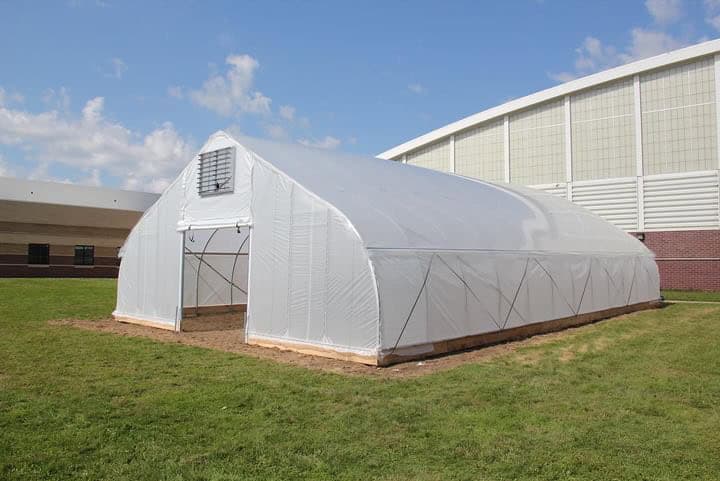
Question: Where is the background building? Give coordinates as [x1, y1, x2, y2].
[0, 177, 158, 278]
[379, 40, 720, 291]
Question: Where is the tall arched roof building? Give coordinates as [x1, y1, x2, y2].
[379, 39, 720, 292]
[115, 132, 659, 365]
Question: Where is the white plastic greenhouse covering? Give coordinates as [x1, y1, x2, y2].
[115, 131, 660, 365]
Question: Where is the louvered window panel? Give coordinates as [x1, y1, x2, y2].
[198, 147, 235, 196]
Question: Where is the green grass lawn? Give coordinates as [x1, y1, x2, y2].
[662, 289, 720, 303]
[1, 279, 719, 481]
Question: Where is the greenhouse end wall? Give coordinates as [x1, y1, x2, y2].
[244, 155, 380, 360]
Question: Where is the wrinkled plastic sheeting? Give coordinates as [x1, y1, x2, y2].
[246, 158, 379, 356]
[115, 132, 661, 356]
[237, 135, 651, 256]
[183, 227, 250, 309]
[115, 177, 184, 327]
[370, 250, 659, 353]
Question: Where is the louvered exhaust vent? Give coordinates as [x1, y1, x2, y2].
[197, 147, 235, 197]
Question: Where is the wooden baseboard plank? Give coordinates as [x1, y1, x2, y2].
[378, 300, 662, 366]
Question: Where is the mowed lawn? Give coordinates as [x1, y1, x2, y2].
[1, 279, 719, 481]
[662, 289, 720, 303]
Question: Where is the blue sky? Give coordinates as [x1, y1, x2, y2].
[0, 0, 718, 191]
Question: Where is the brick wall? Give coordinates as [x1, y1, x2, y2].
[0, 223, 126, 278]
[632, 230, 720, 291]
[0, 265, 119, 278]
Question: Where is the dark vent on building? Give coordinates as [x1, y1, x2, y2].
[198, 146, 235, 196]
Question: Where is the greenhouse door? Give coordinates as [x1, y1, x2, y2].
[180, 226, 250, 331]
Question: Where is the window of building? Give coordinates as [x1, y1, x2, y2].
[74, 245, 95, 266]
[28, 244, 50, 265]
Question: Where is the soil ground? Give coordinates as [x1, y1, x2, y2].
[51, 308, 654, 378]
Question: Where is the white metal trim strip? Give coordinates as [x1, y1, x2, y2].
[564, 96, 572, 185]
[503, 116, 510, 182]
[449, 135, 456, 174]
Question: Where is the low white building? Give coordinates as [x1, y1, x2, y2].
[0, 176, 157, 277]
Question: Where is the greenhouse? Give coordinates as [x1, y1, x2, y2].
[114, 131, 660, 365]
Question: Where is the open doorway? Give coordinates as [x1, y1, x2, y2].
[180, 226, 250, 334]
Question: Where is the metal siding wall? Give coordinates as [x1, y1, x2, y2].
[571, 79, 636, 180]
[641, 57, 718, 175]
[454, 120, 505, 182]
[386, 54, 720, 235]
[406, 138, 452, 172]
[643, 171, 720, 230]
[509, 100, 566, 185]
[571, 178, 639, 230]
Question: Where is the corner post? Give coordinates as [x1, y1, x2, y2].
[564, 95, 573, 201]
[175, 230, 185, 332]
[634, 74, 645, 232]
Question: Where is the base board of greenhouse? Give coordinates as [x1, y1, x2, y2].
[114, 300, 661, 366]
[378, 300, 662, 366]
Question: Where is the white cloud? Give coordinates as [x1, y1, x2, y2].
[575, 36, 621, 71]
[42, 87, 70, 111]
[105, 57, 127, 79]
[82, 96, 104, 123]
[548, 0, 695, 83]
[624, 27, 684, 59]
[224, 124, 246, 140]
[0, 92, 194, 192]
[0, 87, 24, 106]
[188, 54, 271, 117]
[646, 0, 683, 25]
[705, 0, 720, 30]
[707, 14, 720, 29]
[79, 168, 102, 186]
[25, 162, 72, 184]
[262, 123, 289, 140]
[277, 104, 310, 128]
[178, 53, 326, 145]
[298, 136, 341, 150]
[279, 104, 295, 121]
[548, 29, 687, 82]
[408, 83, 428, 94]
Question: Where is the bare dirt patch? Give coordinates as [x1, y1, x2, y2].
[51, 310, 649, 378]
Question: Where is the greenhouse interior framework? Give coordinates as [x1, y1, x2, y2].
[182, 226, 249, 321]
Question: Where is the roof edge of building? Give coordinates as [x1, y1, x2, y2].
[0, 176, 159, 212]
[378, 38, 720, 159]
